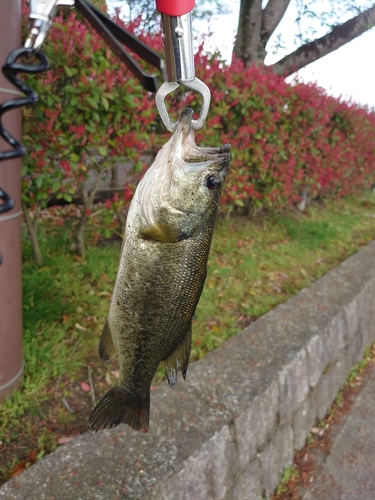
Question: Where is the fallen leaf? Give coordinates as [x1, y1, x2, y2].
[111, 370, 120, 380]
[80, 382, 90, 392]
[311, 427, 324, 436]
[10, 463, 27, 478]
[10, 451, 38, 478]
[57, 436, 74, 445]
[270, 282, 282, 293]
[206, 320, 219, 327]
[75, 323, 87, 331]
[105, 372, 112, 385]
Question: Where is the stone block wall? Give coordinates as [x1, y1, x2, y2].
[1, 242, 375, 500]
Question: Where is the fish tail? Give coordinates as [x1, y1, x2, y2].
[88, 386, 150, 433]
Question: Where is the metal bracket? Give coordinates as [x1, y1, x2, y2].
[25, 0, 75, 51]
[155, 79, 211, 132]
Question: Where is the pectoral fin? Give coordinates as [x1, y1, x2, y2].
[139, 223, 183, 243]
[164, 324, 192, 389]
[98, 320, 117, 361]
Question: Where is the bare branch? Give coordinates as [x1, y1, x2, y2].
[271, 3, 375, 76]
[259, 0, 292, 58]
[22, 201, 43, 266]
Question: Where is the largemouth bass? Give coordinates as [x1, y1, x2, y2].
[88, 108, 230, 433]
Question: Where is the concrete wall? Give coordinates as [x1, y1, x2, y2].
[1, 241, 375, 500]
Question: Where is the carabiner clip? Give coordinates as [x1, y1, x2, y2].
[156, 10, 211, 132]
[24, 0, 75, 52]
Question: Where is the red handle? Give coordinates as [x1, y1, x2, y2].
[156, 0, 195, 16]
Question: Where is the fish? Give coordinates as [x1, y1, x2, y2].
[88, 108, 230, 433]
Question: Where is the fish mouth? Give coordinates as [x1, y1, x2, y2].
[173, 108, 194, 146]
[179, 107, 193, 126]
[177, 108, 231, 168]
[185, 143, 231, 164]
[137, 108, 230, 226]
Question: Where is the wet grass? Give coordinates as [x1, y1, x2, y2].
[1, 193, 375, 484]
[192, 194, 375, 357]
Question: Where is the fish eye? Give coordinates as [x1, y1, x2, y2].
[206, 174, 221, 191]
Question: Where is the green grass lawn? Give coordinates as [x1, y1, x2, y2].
[1, 193, 375, 483]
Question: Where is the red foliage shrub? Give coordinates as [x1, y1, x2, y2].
[22, 5, 375, 219]
[191, 52, 375, 212]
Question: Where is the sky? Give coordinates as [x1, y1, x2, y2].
[107, 0, 375, 110]
[198, 2, 375, 110]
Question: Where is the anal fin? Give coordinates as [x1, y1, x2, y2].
[164, 324, 192, 389]
[98, 320, 117, 361]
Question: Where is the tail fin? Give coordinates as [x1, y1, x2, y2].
[88, 386, 150, 433]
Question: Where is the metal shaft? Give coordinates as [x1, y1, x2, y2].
[161, 12, 194, 82]
[0, 0, 23, 402]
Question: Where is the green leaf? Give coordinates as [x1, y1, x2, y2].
[99, 58, 108, 73]
[51, 181, 60, 193]
[98, 146, 108, 157]
[85, 96, 99, 110]
[21, 164, 30, 176]
[101, 96, 109, 111]
[133, 160, 142, 172]
[235, 199, 244, 207]
[63, 85, 78, 95]
[63, 66, 78, 78]
[63, 193, 72, 202]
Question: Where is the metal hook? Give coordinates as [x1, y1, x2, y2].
[155, 78, 211, 132]
[24, 0, 75, 52]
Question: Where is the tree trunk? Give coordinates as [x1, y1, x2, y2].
[22, 202, 43, 266]
[271, 4, 375, 76]
[233, 0, 263, 66]
[72, 164, 109, 255]
[110, 165, 119, 189]
[73, 212, 88, 256]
